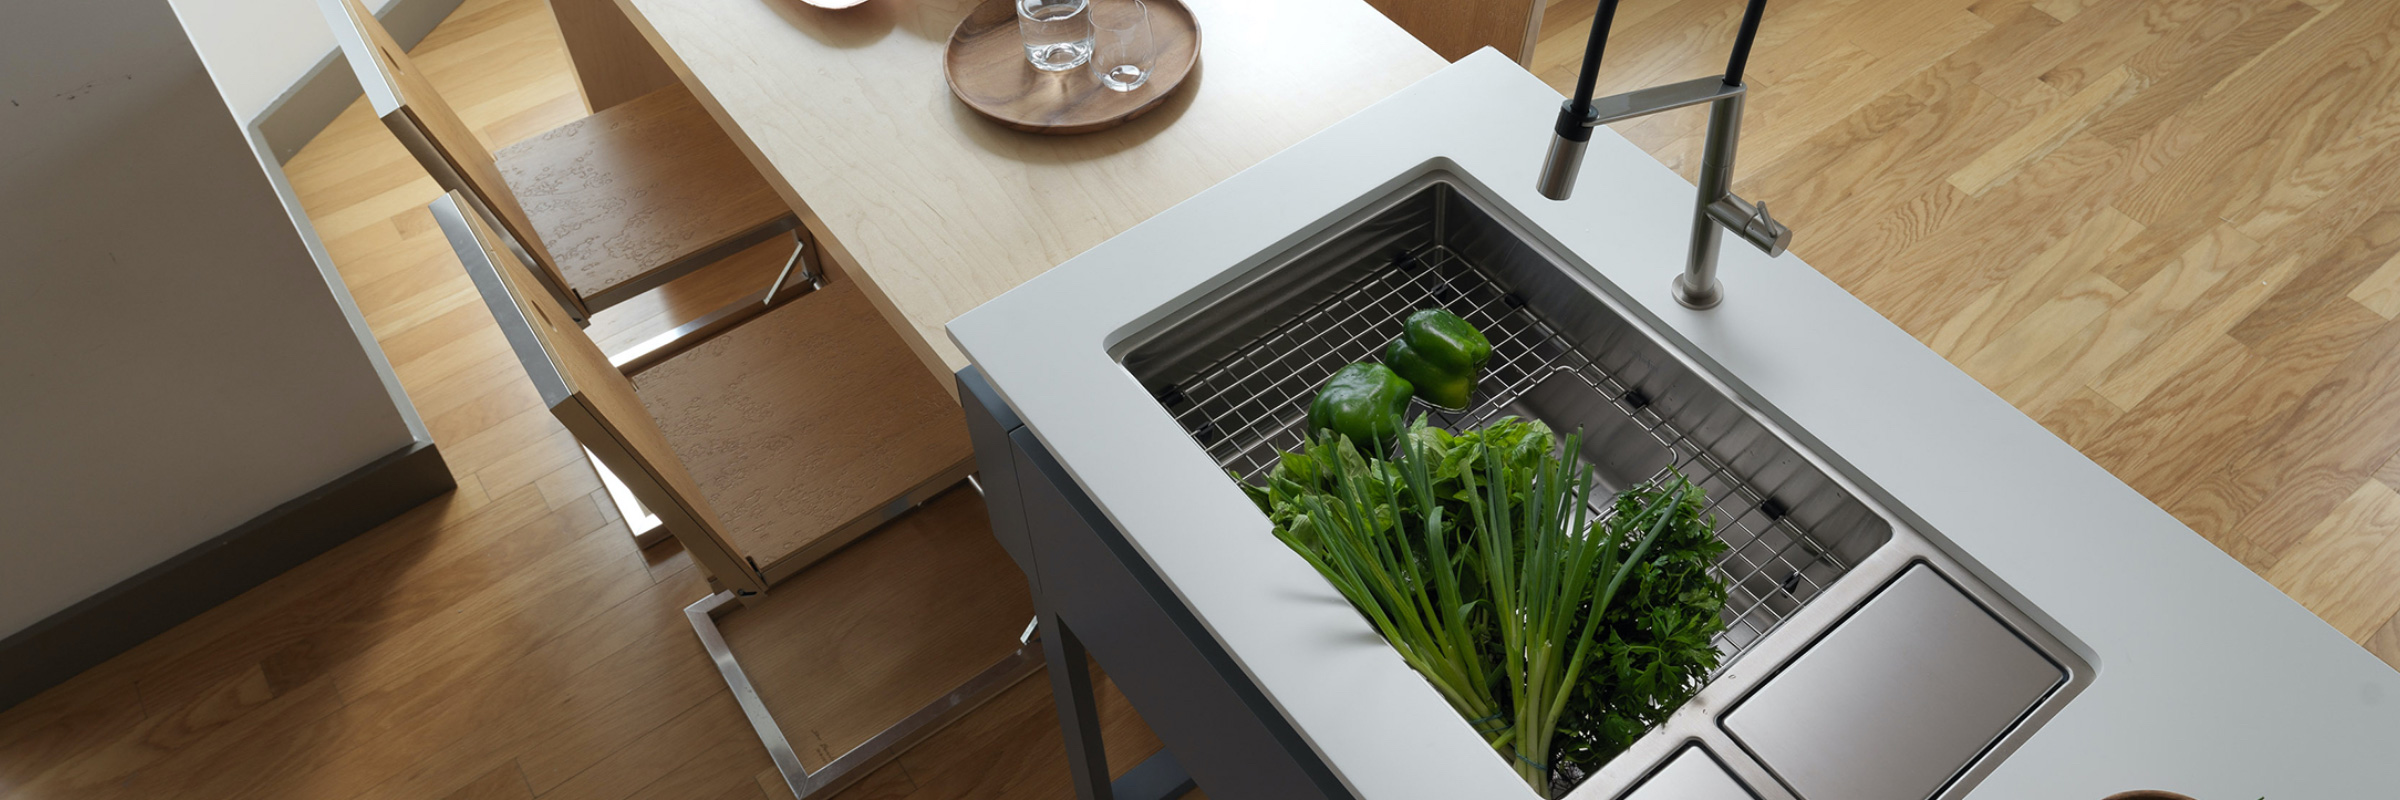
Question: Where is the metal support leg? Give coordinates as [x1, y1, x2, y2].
[1114, 749, 1198, 800]
[1035, 610, 1200, 800]
[1041, 610, 1116, 800]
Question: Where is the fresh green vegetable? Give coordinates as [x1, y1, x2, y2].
[1264, 426, 1505, 745]
[1307, 362, 1414, 449]
[1466, 448, 1694, 793]
[1249, 416, 1555, 554]
[1550, 482, 1728, 780]
[1386, 309, 1492, 409]
[1251, 417, 1724, 797]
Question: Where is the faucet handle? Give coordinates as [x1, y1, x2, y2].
[1748, 201, 1792, 257]
[1708, 194, 1793, 258]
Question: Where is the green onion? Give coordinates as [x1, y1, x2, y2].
[1258, 418, 1714, 798]
[1462, 430, 1691, 793]
[1271, 430, 1505, 739]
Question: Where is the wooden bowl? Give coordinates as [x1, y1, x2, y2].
[943, 0, 1201, 134]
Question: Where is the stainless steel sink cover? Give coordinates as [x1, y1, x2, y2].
[1113, 173, 2090, 800]
[1723, 564, 2064, 800]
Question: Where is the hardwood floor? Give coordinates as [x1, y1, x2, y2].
[1531, 0, 2400, 664]
[0, 1, 1173, 799]
[3, 0, 2396, 797]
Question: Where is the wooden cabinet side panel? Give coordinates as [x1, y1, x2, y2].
[546, 0, 679, 111]
[1363, 0, 1541, 63]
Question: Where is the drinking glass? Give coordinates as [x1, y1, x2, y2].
[1088, 0, 1152, 92]
[1017, 0, 1092, 72]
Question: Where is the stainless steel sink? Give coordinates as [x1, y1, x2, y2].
[1115, 173, 2091, 800]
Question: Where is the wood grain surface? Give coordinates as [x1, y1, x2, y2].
[440, 191, 766, 594]
[543, 0, 679, 111]
[610, 0, 1448, 388]
[333, 0, 790, 319]
[0, 5, 1191, 799]
[585, 232, 800, 358]
[493, 83, 791, 307]
[1364, 0, 1545, 63]
[632, 278, 974, 576]
[8, 0, 2397, 798]
[714, 488, 1033, 770]
[943, 0, 1201, 135]
[1530, 0, 2400, 661]
[325, 0, 577, 312]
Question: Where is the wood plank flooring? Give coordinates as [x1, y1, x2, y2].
[1532, 0, 2400, 664]
[0, 1, 1176, 798]
[4, 0, 2397, 798]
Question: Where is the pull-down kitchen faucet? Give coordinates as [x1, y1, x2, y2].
[1537, 0, 1790, 310]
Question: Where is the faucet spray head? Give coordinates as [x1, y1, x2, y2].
[1538, 101, 1602, 200]
[1538, 135, 1588, 200]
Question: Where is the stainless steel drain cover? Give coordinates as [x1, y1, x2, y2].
[1621, 746, 1756, 800]
[1722, 563, 2064, 800]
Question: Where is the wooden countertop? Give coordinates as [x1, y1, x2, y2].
[605, 0, 1446, 386]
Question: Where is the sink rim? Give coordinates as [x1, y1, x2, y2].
[1107, 168, 2093, 799]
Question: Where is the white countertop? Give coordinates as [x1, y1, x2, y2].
[949, 51, 2400, 798]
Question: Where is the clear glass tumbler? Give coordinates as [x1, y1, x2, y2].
[1017, 0, 1092, 72]
[1088, 0, 1152, 91]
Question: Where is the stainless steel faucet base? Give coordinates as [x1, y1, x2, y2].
[1674, 273, 1724, 310]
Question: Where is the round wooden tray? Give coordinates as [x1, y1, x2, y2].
[944, 0, 1200, 135]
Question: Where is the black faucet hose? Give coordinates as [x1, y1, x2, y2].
[1556, 0, 1623, 143]
[1725, 0, 1770, 86]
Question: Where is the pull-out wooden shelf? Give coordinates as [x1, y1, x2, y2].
[712, 489, 1032, 767]
[495, 84, 795, 311]
[634, 277, 974, 585]
[437, 191, 967, 594]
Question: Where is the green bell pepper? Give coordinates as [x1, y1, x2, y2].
[1385, 309, 1491, 409]
[1308, 362, 1414, 448]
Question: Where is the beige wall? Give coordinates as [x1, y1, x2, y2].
[166, 0, 407, 122]
[0, 0, 421, 638]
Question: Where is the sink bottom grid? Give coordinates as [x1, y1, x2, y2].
[1149, 244, 1850, 665]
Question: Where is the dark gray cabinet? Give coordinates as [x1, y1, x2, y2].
[961, 368, 1349, 800]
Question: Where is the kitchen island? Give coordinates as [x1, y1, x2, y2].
[950, 51, 2400, 799]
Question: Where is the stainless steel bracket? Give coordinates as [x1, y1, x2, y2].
[763, 229, 819, 306]
[1579, 75, 1747, 127]
[605, 224, 820, 376]
[685, 589, 1045, 799]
